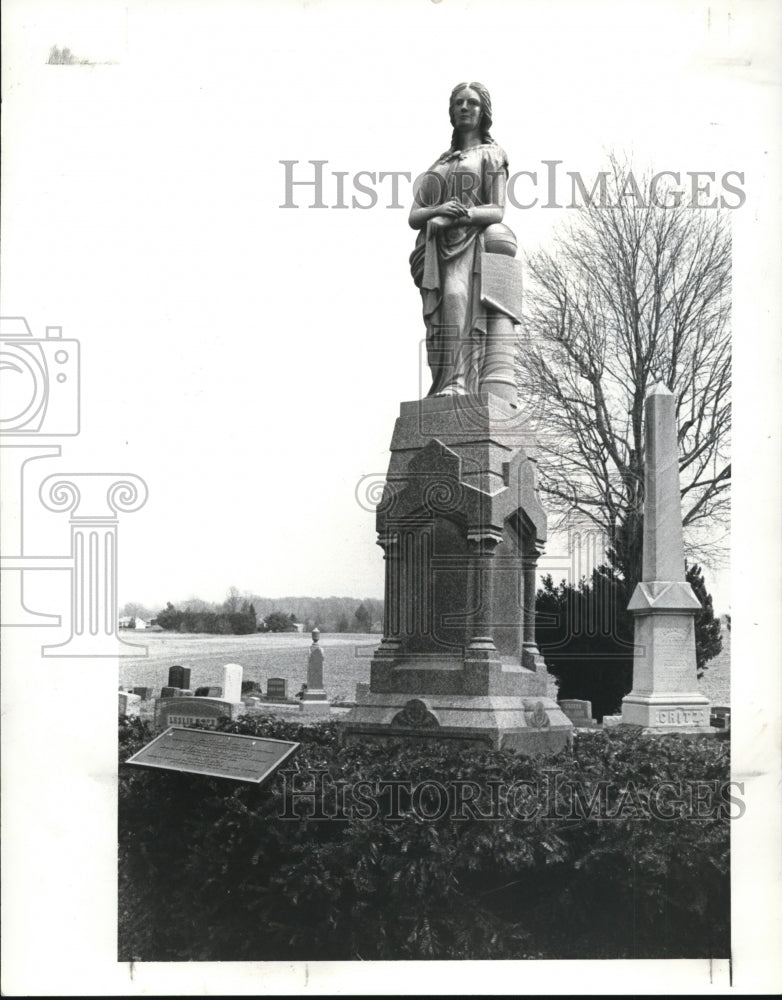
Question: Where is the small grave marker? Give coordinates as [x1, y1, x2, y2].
[267, 678, 288, 701]
[168, 665, 191, 690]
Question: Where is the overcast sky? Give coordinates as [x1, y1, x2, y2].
[3, 0, 779, 617]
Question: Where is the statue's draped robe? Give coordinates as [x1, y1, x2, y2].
[409, 142, 509, 396]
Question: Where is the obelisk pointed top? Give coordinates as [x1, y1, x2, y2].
[641, 383, 685, 581]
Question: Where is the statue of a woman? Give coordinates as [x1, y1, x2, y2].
[409, 82, 511, 397]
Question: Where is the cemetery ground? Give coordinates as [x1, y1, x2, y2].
[120, 630, 382, 705]
[119, 623, 731, 707]
[118, 627, 731, 962]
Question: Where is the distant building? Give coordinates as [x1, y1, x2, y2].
[118, 616, 148, 630]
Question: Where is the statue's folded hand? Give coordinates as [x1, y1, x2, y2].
[428, 215, 454, 232]
[439, 198, 469, 218]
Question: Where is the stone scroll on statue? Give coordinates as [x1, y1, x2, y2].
[339, 84, 572, 753]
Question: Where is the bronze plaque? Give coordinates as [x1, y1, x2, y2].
[125, 727, 299, 784]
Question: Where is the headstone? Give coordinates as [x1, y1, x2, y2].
[168, 665, 191, 690]
[558, 699, 593, 725]
[222, 663, 243, 703]
[300, 629, 328, 702]
[161, 686, 193, 699]
[710, 705, 731, 730]
[621, 385, 711, 731]
[155, 696, 238, 733]
[132, 687, 153, 701]
[119, 691, 142, 717]
[266, 678, 288, 701]
[300, 628, 331, 715]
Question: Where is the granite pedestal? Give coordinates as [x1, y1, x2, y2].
[339, 393, 572, 752]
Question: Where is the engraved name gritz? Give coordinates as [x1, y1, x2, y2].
[656, 709, 707, 725]
[279, 160, 746, 210]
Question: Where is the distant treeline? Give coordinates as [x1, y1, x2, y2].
[125, 594, 384, 635]
[155, 603, 258, 635]
[251, 596, 383, 634]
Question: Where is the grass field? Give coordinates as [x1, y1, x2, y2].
[119, 631, 381, 703]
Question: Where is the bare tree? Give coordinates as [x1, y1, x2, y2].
[518, 158, 731, 594]
[120, 601, 152, 621]
[223, 586, 242, 614]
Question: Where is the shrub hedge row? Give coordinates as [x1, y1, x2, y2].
[118, 715, 730, 961]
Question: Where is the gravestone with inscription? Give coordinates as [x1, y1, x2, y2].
[155, 696, 240, 733]
[558, 699, 595, 726]
[621, 385, 712, 731]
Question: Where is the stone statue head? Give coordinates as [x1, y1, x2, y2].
[448, 81, 494, 147]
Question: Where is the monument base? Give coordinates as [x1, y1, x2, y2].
[621, 692, 711, 729]
[339, 690, 572, 754]
[299, 692, 332, 718]
[341, 391, 567, 755]
[618, 722, 722, 738]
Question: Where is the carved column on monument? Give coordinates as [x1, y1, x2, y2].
[463, 529, 503, 695]
[375, 530, 402, 661]
[466, 529, 503, 652]
[521, 540, 546, 671]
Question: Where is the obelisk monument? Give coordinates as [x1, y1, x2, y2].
[621, 384, 712, 730]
